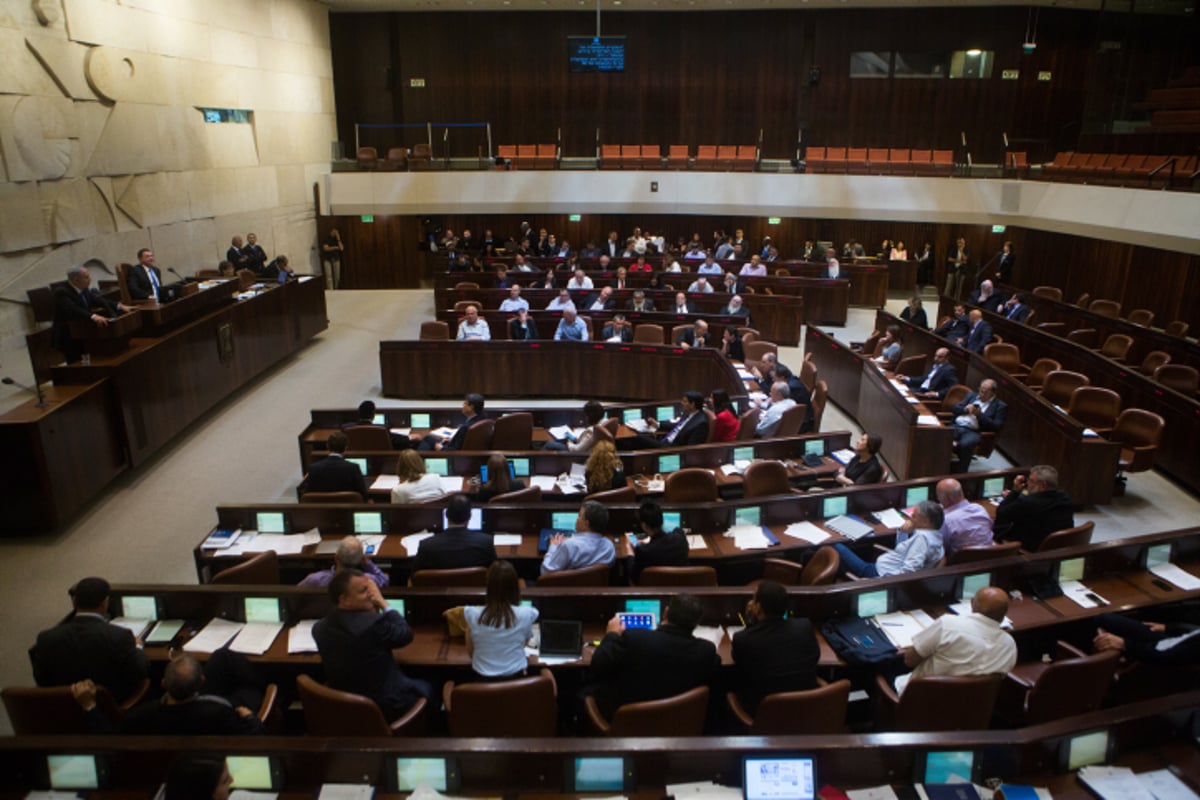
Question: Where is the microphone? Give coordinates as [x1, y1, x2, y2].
[168, 267, 190, 283]
[2, 376, 49, 408]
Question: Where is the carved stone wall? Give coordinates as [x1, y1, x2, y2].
[0, 0, 334, 385]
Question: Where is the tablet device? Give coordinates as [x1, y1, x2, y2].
[346, 457, 368, 473]
[511, 457, 531, 478]
[480, 462, 517, 483]
[735, 506, 761, 526]
[46, 755, 108, 790]
[1057, 557, 1085, 583]
[256, 512, 287, 533]
[742, 755, 816, 800]
[354, 511, 384, 534]
[564, 756, 635, 793]
[662, 511, 683, 531]
[146, 619, 185, 644]
[539, 619, 583, 658]
[617, 612, 655, 630]
[733, 446, 755, 462]
[981, 476, 1005, 498]
[1144, 542, 1172, 569]
[425, 458, 449, 476]
[1060, 730, 1112, 771]
[226, 755, 283, 791]
[625, 599, 661, 619]
[389, 757, 460, 793]
[822, 496, 848, 518]
[804, 439, 825, 457]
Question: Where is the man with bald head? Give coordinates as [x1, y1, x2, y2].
[299, 536, 389, 589]
[950, 378, 1007, 472]
[936, 479, 994, 559]
[905, 347, 959, 399]
[965, 309, 993, 353]
[676, 319, 709, 349]
[52, 265, 135, 363]
[894, 585, 1016, 693]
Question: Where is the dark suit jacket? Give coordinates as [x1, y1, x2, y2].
[675, 328, 710, 348]
[970, 291, 1006, 314]
[413, 528, 497, 571]
[445, 414, 487, 451]
[582, 293, 616, 311]
[731, 617, 820, 713]
[125, 264, 163, 300]
[32, 614, 149, 701]
[664, 412, 709, 447]
[905, 362, 960, 398]
[670, 302, 699, 315]
[995, 489, 1074, 551]
[721, 304, 751, 318]
[92, 696, 264, 735]
[626, 299, 656, 312]
[631, 531, 689, 581]
[900, 306, 928, 329]
[1003, 303, 1031, 323]
[313, 609, 423, 721]
[588, 625, 720, 718]
[52, 285, 119, 353]
[509, 318, 539, 340]
[933, 315, 969, 342]
[952, 393, 1008, 433]
[966, 320, 994, 353]
[601, 325, 633, 342]
[242, 244, 268, 274]
[299, 454, 367, 498]
[995, 252, 1015, 284]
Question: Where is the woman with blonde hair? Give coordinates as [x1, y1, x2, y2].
[391, 449, 444, 503]
[585, 439, 625, 494]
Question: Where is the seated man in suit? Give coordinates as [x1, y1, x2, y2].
[675, 319, 710, 349]
[950, 378, 1007, 472]
[721, 294, 750, 319]
[52, 265, 134, 363]
[509, 308, 539, 340]
[618, 391, 710, 450]
[755, 381, 796, 438]
[582, 286, 617, 313]
[668, 291, 698, 315]
[314, 569, 432, 722]
[933, 303, 970, 344]
[965, 309, 993, 353]
[585, 593, 720, 720]
[413, 495, 496, 571]
[626, 289, 655, 313]
[31, 577, 149, 703]
[731, 580, 819, 714]
[609, 265, 629, 290]
[905, 347, 959, 400]
[298, 431, 367, 499]
[541, 500, 615, 575]
[601, 314, 633, 343]
[628, 500, 689, 582]
[970, 279, 1005, 314]
[1093, 610, 1200, 667]
[994, 465, 1074, 551]
[126, 248, 164, 300]
[1000, 293, 1031, 322]
[419, 393, 487, 451]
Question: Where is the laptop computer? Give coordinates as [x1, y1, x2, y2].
[538, 619, 583, 659]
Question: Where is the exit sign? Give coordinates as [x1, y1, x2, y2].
[569, 214, 582, 222]
[361, 215, 374, 223]
[992, 225, 1006, 233]
[768, 217, 781, 225]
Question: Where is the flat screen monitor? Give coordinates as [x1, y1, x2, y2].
[662, 511, 683, 531]
[346, 457, 368, 473]
[982, 477, 1005, 498]
[566, 756, 634, 793]
[960, 572, 991, 600]
[386, 598, 406, 615]
[480, 462, 516, 483]
[622, 408, 641, 425]
[372, 413, 386, 425]
[1145, 542, 1172, 568]
[409, 412, 431, 429]
[1057, 557, 1085, 583]
[659, 454, 681, 473]
[921, 751, 977, 784]
[354, 512, 383, 534]
[119, 595, 158, 620]
[656, 406, 676, 422]
[905, 486, 929, 507]
[256, 512, 286, 533]
[857, 589, 890, 618]
[47, 755, 105, 790]
[444, 507, 484, 531]
[1063, 730, 1111, 771]
[226, 756, 281, 790]
[625, 599, 661, 619]
[822, 496, 848, 518]
[551, 511, 577, 531]
[244, 597, 282, 624]
[742, 755, 816, 800]
[735, 506, 761, 526]
[425, 458, 449, 476]
[568, 35, 626, 73]
[511, 457, 531, 478]
[391, 757, 459, 792]
[733, 446, 755, 462]
[804, 439, 825, 457]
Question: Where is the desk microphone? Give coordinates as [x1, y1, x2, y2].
[168, 267, 188, 283]
[2, 376, 49, 408]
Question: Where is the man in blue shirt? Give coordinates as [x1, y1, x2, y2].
[541, 501, 615, 575]
[554, 307, 589, 341]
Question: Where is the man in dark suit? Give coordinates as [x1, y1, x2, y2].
[995, 465, 1074, 551]
[994, 241, 1015, 285]
[731, 580, 819, 714]
[933, 303, 970, 345]
[619, 391, 710, 450]
[241, 232, 268, 275]
[581, 286, 617, 312]
[1001, 294, 1031, 323]
[721, 294, 750, 318]
[419, 393, 487, 451]
[675, 320, 710, 349]
[314, 569, 432, 722]
[600, 314, 633, 343]
[31, 577, 149, 702]
[299, 431, 367, 498]
[629, 501, 689, 581]
[905, 347, 960, 399]
[52, 265, 134, 363]
[226, 236, 250, 272]
[950, 379, 1008, 472]
[126, 248, 164, 300]
[509, 309, 540, 341]
[586, 593, 720, 719]
[970, 280, 1005, 314]
[669, 292, 698, 315]
[965, 309, 994, 353]
[626, 290, 655, 313]
[413, 495, 496, 571]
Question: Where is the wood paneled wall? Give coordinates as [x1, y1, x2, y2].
[330, 7, 1198, 165]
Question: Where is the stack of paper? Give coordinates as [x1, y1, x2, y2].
[626, 418, 653, 433]
[389, 427, 412, 438]
[691, 625, 726, 648]
[493, 534, 522, 546]
[438, 476, 465, 493]
[1077, 765, 1156, 799]
[242, 531, 320, 555]
[547, 425, 579, 441]
[686, 535, 707, 550]
[229, 621, 283, 655]
[370, 474, 400, 491]
[831, 448, 856, 464]
[529, 475, 559, 492]
[666, 781, 742, 800]
[874, 508, 908, 529]
[727, 524, 773, 550]
[288, 620, 319, 654]
[184, 618, 244, 653]
[845, 787, 898, 800]
[783, 521, 831, 544]
[872, 610, 934, 648]
[110, 618, 152, 638]
[430, 426, 456, 439]
[1133, 768, 1200, 799]
[917, 414, 942, 426]
[202, 528, 242, 549]
[318, 785, 375, 800]
[1150, 562, 1200, 590]
[825, 515, 874, 541]
[401, 532, 434, 554]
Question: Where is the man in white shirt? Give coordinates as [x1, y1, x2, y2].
[739, 255, 767, 278]
[568, 268, 593, 292]
[512, 253, 533, 272]
[546, 289, 575, 311]
[686, 277, 714, 294]
[498, 285, 529, 313]
[456, 305, 490, 341]
[895, 585, 1016, 693]
[754, 382, 796, 437]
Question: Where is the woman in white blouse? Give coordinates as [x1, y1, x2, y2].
[391, 449, 444, 503]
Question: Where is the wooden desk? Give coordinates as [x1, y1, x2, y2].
[379, 341, 749, 401]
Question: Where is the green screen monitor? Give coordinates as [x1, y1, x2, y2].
[256, 512, 286, 533]
[982, 477, 1005, 498]
[905, 486, 929, 507]
[409, 413, 431, 429]
[663, 511, 683, 530]
[804, 439, 825, 456]
[735, 506, 761, 526]
[243, 597, 282, 624]
[856, 589, 890, 618]
[386, 598, 406, 615]
[551, 511, 577, 531]
[354, 512, 383, 534]
[822, 496, 848, 518]
[733, 446, 754, 462]
[1058, 557, 1085, 583]
[372, 413, 386, 425]
[1145, 543, 1172, 568]
[622, 408, 641, 425]
[426, 458, 449, 476]
[960, 573, 991, 600]
[659, 454, 681, 473]
[511, 457, 531, 477]
[119, 595, 158, 620]
[346, 457, 368, 473]
[656, 406, 676, 422]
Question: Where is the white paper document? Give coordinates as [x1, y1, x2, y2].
[242, 533, 305, 555]
[873, 611, 930, 648]
[1077, 765, 1156, 800]
[229, 792, 277, 800]
[288, 620, 319, 654]
[389, 427, 412, 438]
[625, 419, 652, 433]
[720, 463, 742, 476]
[370, 474, 400, 491]
[727, 524, 772, 550]
[401, 532, 434, 554]
[917, 414, 942, 426]
[430, 426, 456, 439]
[110, 617, 152, 638]
[691, 625, 725, 648]
[317, 784, 375, 800]
[315, 539, 341, 554]
[832, 448, 856, 464]
[665, 782, 742, 800]
[875, 508, 909, 529]
[493, 534, 522, 546]
[686, 535, 707, 550]
[529, 475, 559, 491]
[438, 476, 465, 493]
[846, 787, 899, 800]
[184, 618, 244, 653]
[1060, 580, 1109, 608]
[783, 521, 831, 544]
[228, 621, 283, 655]
[1150, 562, 1200, 591]
[547, 425, 579, 441]
[1134, 768, 1200, 800]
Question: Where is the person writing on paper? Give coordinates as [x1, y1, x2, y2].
[731, 580, 820, 714]
[299, 536, 389, 589]
[391, 450, 446, 504]
[892, 586, 1016, 694]
[414, 494, 496, 571]
[585, 439, 625, 494]
[456, 304, 491, 341]
[475, 453, 525, 501]
[419, 393, 487, 451]
[314, 569, 432, 721]
[831, 500, 945, 579]
[994, 465, 1074, 551]
[298, 431, 368, 499]
[1092, 611, 1200, 666]
[463, 560, 538, 679]
[835, 432, 884, 486]
[628, 500, 689, 582]
[541, 500, 615, 575]
[755, 382, 796, 438]
[544, 399, 607, 453]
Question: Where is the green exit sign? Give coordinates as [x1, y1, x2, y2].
[992, 225, 1006, 233]
[768, 217, 782, 225]
[569, 214, 582, 222]
[361, 215, 374, 223]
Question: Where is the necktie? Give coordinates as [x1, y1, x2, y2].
[148, 267, 160, 291]
[664, 413, 690, 443]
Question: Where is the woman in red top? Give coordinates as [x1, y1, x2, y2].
[709, 388, 739, 442]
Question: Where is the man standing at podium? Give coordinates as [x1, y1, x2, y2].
[127, 248, 164, 300]
[53, 265, 133, 364]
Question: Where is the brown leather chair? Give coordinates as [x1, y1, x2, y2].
[895, 354, 926, 378]
[1065, 328, 1098, 348]
[237, 268, 258, 291]
[2, 679, 149, 734]
[1096, 333, 1133, 362]
[409, 567, 489, 587]
[460, 419, 495, 451]
[740, 328, 761, 346]
[983, 342, 1028, 376]
[800, 356, 818, 393]
[873, 673, 1003, 731]
[1088, 298, 1122, 318]
[488, 486, 542, 534]
[726, 679, 851, 735]
[600, 417, 620, 438]
[633, 324, 665, 344]
[444, 669, 557, 736]
[296, 674, 427, 736]
[637, 566, 718, 587]
[749, 548, 839, 588]
[1108, 408, 1166, 473]
[936, 385, 972, 418]
[536, 563, 611, 587]
[454, 300, 484, 313]
[453, 281, 480, 291]
[345, 425, 392, 450]
[1031, 285, 1063, 301]
[585, 685, 708, 736]
[774, 404, 808, 437]
[664, 468, 718, 503]
[744, 340, 777, 365]
[420, 321, 450, 340]
[1022, 358, 1061, 389]
[489, 486, 541, 504]
[300, 490, 364, 503]
[211, 550, 280, 584]
[997, 642, 1120, 726]
[585, 486, 637, 504]
[1074, 292, 1091, 308]
[742, 460, 796, 498]
[947, 541, 1021, 565]
[1039, 370, 1091, 407]
[1164, 320, 1189, 338]
[811, 380, 828, 432]
[1154, 364, 1199, 394]
[1126, 308, 1155, 327]
[491, 412, 533, 450]
[735, 407, 760, 441]
[383, 147, 408, 170]
[1137, 350, 1171, 376]
[1035, 521, 1094, 552]
[355, 146, 379, 169]
[1066, 386, 1122, 433]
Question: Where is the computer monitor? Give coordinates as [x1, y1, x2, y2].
[511, 457, 531, 478]
[960, 572, 991, 601]
[1061, 730, 1112, 771]
[742, 755, 816, 800]
[346, 457, 368, 473]
[46, 755, 107, 790]
[822, 496, 848, 518]
[409, 413, 431, 429]
[386, 598, 406, 615]
[662, 511, 683, 531]
[373, 413, 387, 425]
[226, 756, 282, 790]
[480, 461, 517, 483]
[919, 751, 978, 784]
[244, 597, 282, 624]
[256, 512, 286, 533]
[1144, 542, 1173, 568]
[565, 756, 635, 793]
[804, 439, 824, 457]
[735, 506, 761, 526]
[981, 477, 1006, 498]
[656, 406, 676, 422]
[425, 458, 449, 476]
[444, 507, 484, 531]
[119, 595, 158, 620]
[551, 511, 577, 531]
[733, 446, 755, 462]
[390, 758, 459, 793]
[1057, 557, 1085, 583]
[353, 511, 383, 534]
[856, 589, 890, 618]
[905, 486, 929, 507]
[659, 453, 681, 473]
[622, 408, 642, 425]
